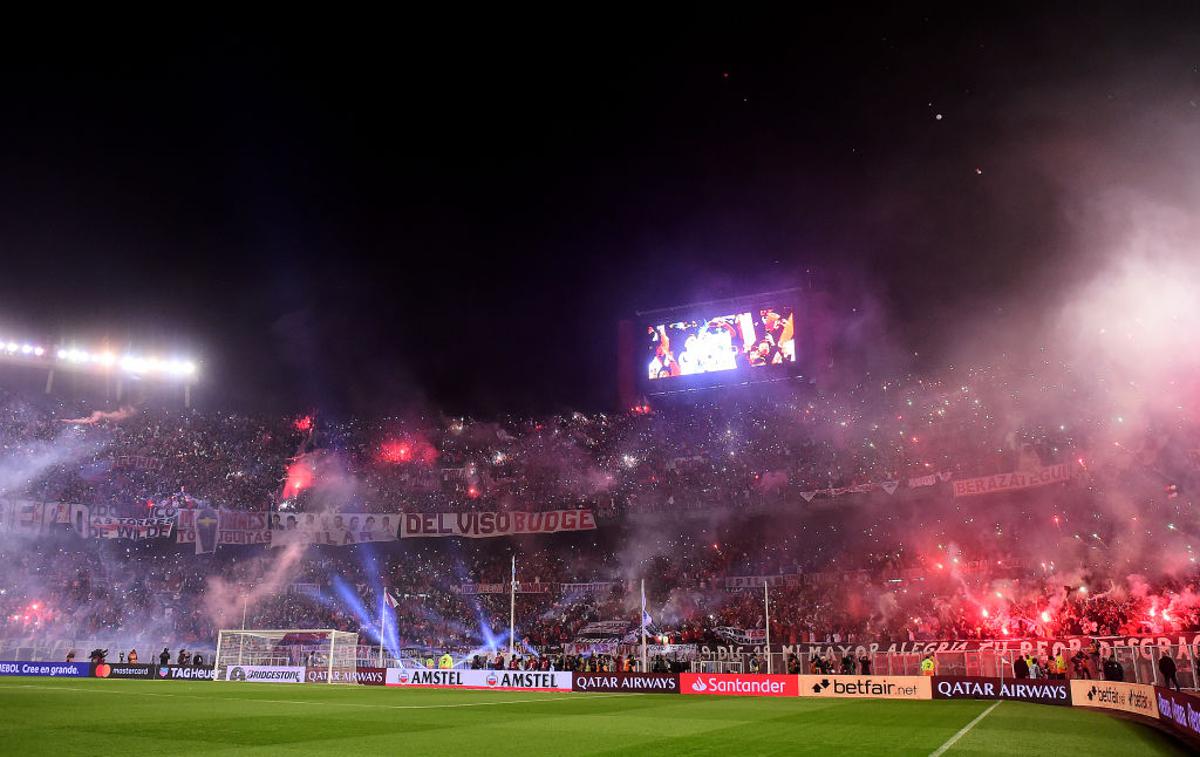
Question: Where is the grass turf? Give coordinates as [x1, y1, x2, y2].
[0, 677, 1187, 756]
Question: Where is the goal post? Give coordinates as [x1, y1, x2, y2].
[213, 629, 360, 683]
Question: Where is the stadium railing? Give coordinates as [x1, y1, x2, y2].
[0, 637, 215, 664]
[689, 659, 745, 674]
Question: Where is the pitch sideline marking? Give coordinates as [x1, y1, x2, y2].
[0, 683, 638, 710]
[929, 700, 1001, 756]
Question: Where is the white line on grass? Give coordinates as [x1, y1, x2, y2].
[929, 700, 1001, 757]
[0, 683, 638, 711]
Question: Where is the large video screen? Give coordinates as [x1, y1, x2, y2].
[646, 305, 795, 380]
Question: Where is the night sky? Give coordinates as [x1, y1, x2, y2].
[1, 12, 1197, 415]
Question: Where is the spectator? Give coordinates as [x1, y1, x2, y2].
[787, 654, 801, 674]
[1071, 650, 1089, 679]
[1158, 653, 1180, 691]
[1013, 655, 1029, 679]
[1102, 653, 1124, 682]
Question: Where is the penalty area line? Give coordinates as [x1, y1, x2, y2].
[929, 700, 1001, 757]
[0, 683, 639, 710]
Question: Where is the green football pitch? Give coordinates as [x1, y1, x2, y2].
[0, 677, 1187, 756]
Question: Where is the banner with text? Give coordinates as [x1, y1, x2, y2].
[400, 510, 596, 539]
[577, 621, 631, 639]
[0, 499, 73, 537]
[385, 668, 572, 691]
[700, 632, 1200, 662]
[1156, 687, 1200, 741]
[798, 471, 954, 503]
[271, 512, 401, 548]
[715, 627, 767, 645]
[155, 665, 216, 681]
[799, 675, 931, 700]
[89, 515, 174, 541]
[176, 508, 271, 553]
[457, 582, 550, 594]
[0, 661, 90, 678]
[225, 665, 304, 683]
[724, 574, 802, 591]
[952, 463, 1072, 498]
[560, 582, 622, 594]
[1070, 680, 1158, 718]
[932, 676, 1071, 706]
[681, 673, 799, 697]
[304, 667, 386, 685]
[93, 663, 156, 679]
[573, 672, 679, 693]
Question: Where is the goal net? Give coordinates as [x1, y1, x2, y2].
[213, 629, 360, 683]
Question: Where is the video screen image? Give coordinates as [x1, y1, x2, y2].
[646, 306, 795, 380]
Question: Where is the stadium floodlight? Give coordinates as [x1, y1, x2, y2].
[57, 349, 199, 379]
[0, 337, 47, 357]
[2, 333, 200, 391]
[213, 629, 360, 684]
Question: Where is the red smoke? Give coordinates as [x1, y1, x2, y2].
[379, 440, 412, 464]
[377, 436, 438, 465]
[283, 457, 315, 496]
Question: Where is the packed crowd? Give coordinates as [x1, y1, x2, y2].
[4, 513, 1199, 661]
[0, 353, 1198, 659]
[7, 358, 1188, 519]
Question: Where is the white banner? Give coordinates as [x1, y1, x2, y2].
[952, 464, 1072, 498]
[400, 510, 596, 539]
[271, 512, 401, 548]
[88, 504, 175, 540]
[724, 574, 801, 591]
[457, 582, 549, 594]
[907, 473, 938, 488]
[0, 498, 71, 536]
[560, 582, 621, 594]
[578, 621, 631, 637]
[224, 665, 304, 683]
[385, 668, 572, 691]
[715, 627, 767, 644]
[800, 471, 954, 502]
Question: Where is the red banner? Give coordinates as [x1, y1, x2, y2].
[952, 463, 1072, 498]
[400, 510, 596, 539]
[680, 673, 798, 697]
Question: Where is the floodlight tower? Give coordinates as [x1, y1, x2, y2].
[0, 333, 199, 407]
